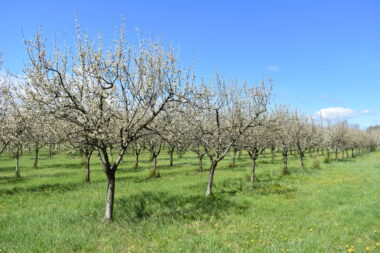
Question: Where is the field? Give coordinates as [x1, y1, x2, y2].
[1, 149, 380, 253]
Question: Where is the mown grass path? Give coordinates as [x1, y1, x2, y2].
[1, 149, 379, 252]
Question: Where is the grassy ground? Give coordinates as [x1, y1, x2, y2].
[0, 148, 380, 253]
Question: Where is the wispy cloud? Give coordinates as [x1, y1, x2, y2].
[361, 109, 370, 114]
[267, 65, 280, 71]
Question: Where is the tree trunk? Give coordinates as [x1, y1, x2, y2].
[34, 147, 39, 168]
[49, 143, 53, 158]
[199, 154, 204, 171]
[104, 172, 115, 221]
[335, 148, 338, 162]
[205, 160, 218, 196]
[151, 154, 159, 177]
[135, 151, 139, 168]
[153, 155, 157, 174]
[271, 147, 275, 163]
[300, 151, 305, 169]
[169, 147, 174, 167]
[250, 158, 257, 182]
[84, 152, 92, 183]
[15, 155, 20, 178]
[232, 149, 237, 167]
[282, 151, 289, 175]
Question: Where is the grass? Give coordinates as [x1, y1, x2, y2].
[1, 148, 380, 252]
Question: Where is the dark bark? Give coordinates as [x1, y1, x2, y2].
[151, 154, 159, 177]
[300, 151, 305, 169]
[198, 154, 204, 171]
[282, 150, 289, 175]
[247, 149, 259, 182]
[135, 150, 140, 168]
[33, 146, 39, 168]
[169, 146, 174, 167]
[0, 141, 10, 156]
[205, 160, 218, 196]
[49, 143, 53, 158]
[250, 158, 257, 182]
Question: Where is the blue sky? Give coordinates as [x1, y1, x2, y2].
[1, 0, 379, 128]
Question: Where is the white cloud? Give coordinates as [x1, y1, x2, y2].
[315, 107, 356, 119]
[267, 65, 280, 71]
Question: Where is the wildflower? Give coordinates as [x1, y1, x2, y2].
[365, 246, 370, 251]
[346, 245, 355, 253]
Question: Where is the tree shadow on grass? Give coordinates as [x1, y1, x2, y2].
[0, 166, 16, 173]
[0, 175, 26, 185]
[250, 182, 296, 196]
[43, 163, 83, 170]
[334, 159, 355, 163]
[0, 181, 85, 195]
[116, 191, 249, 223]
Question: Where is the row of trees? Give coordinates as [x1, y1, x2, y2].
[0, 25, 376, 221]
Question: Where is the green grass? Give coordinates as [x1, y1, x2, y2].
[1, 148, 380, 252]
